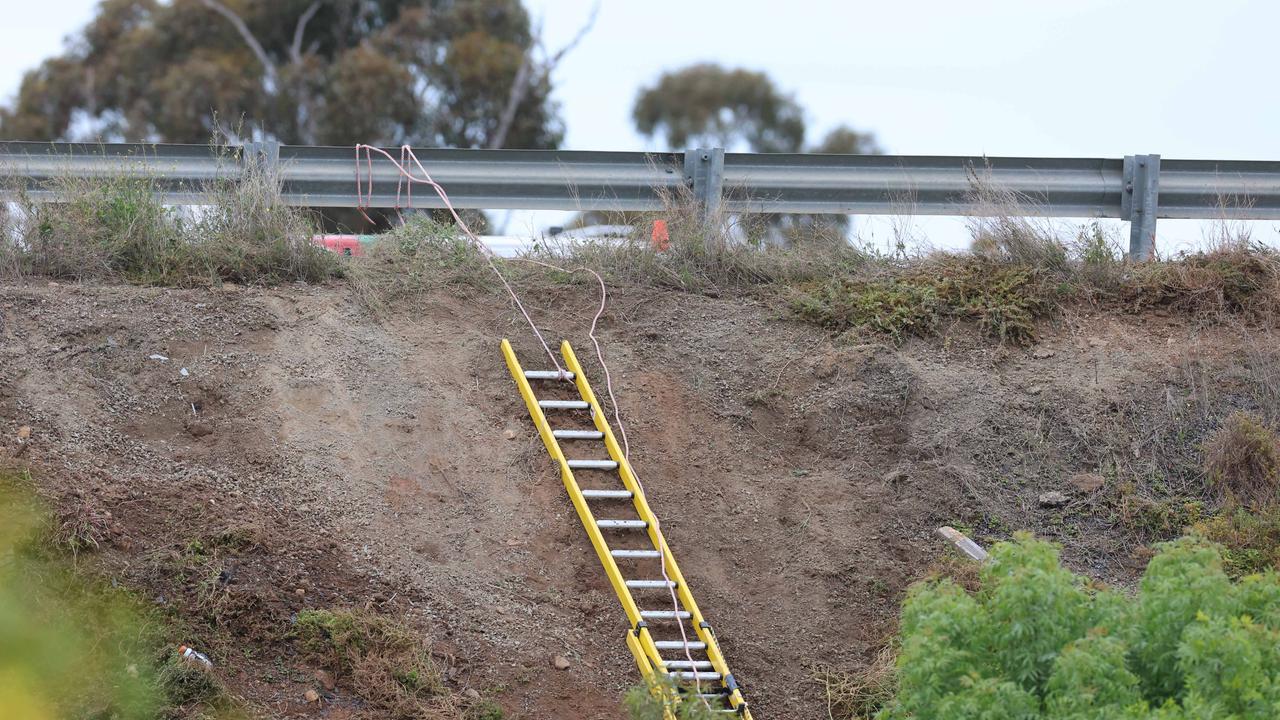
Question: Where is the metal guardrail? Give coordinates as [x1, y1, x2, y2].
[2, 141, 1278, 259]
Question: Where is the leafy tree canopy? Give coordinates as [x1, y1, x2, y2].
[631, 62, 880, 155]
[0, 0, 565, 149]
[632, 62, 805, 153]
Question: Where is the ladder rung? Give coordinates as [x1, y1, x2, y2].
[670, 671, 722, 681]
[582, 489, 633, 499]
[598, 519, 648, 529]
[682, 687, 731, 697]
[553, 429, 604, 440]
[627, 579, 677, 589]
[664, 660, 714, 670]
[612, 549, 661, 559]
[641, 610, 691, 620]
[524, 370, 574, 380]
[655, 640, 706, 651]
[567, 459, 618, 470]
[539, 400, 588, 410]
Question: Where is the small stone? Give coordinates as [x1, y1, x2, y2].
[315, 669, 335, 691]
[882, 469, 908, 485]
[464, 688, 481, 700]
[17, 426, 31, 440]
[1038, 491, 1070, 508]
[1027, 385, 1043, 396]
[1032, 348, 1056, 359]
[503, 429, 516, 440]
[185, 422, 213, 438]
[304, 688, 320, 703]
[1068, 473, 1105, 493]
[295, 588, 306, 598]
[552, 655, 571, 671]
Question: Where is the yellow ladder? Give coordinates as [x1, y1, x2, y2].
[502, 339, 752, 718]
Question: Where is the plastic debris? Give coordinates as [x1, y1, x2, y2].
[148, 354, 169, 362]
[177, 645, 213, 670]
[180, 368, 190, 377]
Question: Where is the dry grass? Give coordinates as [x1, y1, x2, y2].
[0, 150, 338, 286]
[294, 607, 473, 719]
[965, 168, 1069, 272]
[812, 646, 897, 720]
[346, 215, 496, 312]
[531, 182, 869, 295]
[1202, 411, 1280, 509]
[6, 153, 1278, 351]
[1125, 240, 1280, 316]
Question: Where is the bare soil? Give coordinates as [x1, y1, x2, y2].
[0, 279, 1270, 718]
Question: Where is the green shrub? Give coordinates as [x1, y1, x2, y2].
[876, 534, 1280, 719]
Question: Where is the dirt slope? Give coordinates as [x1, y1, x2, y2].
[0, 280, 1264, 717]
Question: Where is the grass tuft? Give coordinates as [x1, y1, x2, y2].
[1192, 507, 1280, 577]
[1, 149, 339, 286]
[294, 607, 463, 719]
[812, 647, 897, 720]
[1125, 241, 1280, 316]
[347, 216, 494, 311]
[1202, 411, 1280, 509]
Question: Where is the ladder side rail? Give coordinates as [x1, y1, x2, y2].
[560, 341, 749, 715]
[501, 339, 650, 635]
[626, 632, 679, 720]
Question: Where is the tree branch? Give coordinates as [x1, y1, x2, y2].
[488, 1, 600, 150]
[290, 1, 323, 64]
[545, 0, 600, 66]
[488, 52, 533, 150]
[199, 0, 277, 87]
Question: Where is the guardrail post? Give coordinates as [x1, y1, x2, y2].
[1122, 154, 1160, 260]
[684, 147, 725, 225]
[242, 140, 280, 175]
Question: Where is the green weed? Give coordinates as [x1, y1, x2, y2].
[1193, 507, 1280, 577]
[877, 534, 1280, 718]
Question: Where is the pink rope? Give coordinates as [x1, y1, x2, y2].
[354, 145, 713, 706]
[355, 144, 563, 374]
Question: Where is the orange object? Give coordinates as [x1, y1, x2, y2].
[650, 220, 670, 251]
[311, 234, 368, 257]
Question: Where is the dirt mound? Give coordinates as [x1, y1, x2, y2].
[2, 280, 1274, 717]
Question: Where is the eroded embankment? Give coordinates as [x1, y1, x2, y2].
[1, 280, 1274, 718]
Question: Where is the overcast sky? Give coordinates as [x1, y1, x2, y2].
[6, 0, 1278, 249]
